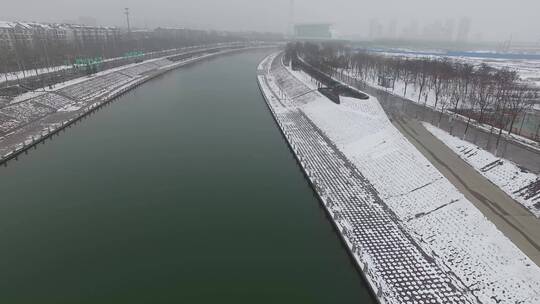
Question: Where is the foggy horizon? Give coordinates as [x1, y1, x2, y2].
[1, 0, 539, 43]
[1, 0, 540, 302]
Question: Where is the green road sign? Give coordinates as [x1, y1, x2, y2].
[123, 51, 145, 59]
[74, 57, 103, 67]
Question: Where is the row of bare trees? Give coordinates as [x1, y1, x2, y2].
[289, 42, 540, 143]
[1, 29, 280, 86]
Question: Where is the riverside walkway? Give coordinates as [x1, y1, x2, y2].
[391, 115, 540, 264]
[258, 52, 540, 304]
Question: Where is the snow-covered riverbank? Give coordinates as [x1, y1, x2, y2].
[258, 52, 540, 304]
[0, 44, 272, 163]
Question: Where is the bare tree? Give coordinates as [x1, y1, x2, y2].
[486, 69, 516, 149]
[505, 85, 536, 136]
[290, 41, 538, 144]
[416, 60, 430, 104]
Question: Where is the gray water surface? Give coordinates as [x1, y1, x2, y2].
[0, 50, 376, 304]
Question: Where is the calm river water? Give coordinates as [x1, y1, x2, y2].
[0, 49, 375, 304]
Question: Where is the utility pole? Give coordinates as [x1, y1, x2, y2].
[125, 8, 131, 34]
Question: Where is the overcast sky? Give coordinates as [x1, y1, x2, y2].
[1, 0, 539, 42]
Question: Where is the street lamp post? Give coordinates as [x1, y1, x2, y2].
[125, 8, 131, 35]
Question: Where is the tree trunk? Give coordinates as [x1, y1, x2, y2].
[438, 108, 445, 126]
[418, 79, 425, 103]
[478, 108, 485, 125]
[507, 114, 517, 136]
[495, 122, 505, 149]
[464, 115, 472, 138]
[404, 81, 408, 97]
[518, 113, 527, 136]
[450, 99, 460, 135]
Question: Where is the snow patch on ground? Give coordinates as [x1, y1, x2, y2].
[423, 122, 540, 217]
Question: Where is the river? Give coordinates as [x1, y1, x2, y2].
[0, 49, 375, 304]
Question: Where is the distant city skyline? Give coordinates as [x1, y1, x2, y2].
[1, 0, 539, 43]
[368, 17, 475, 43]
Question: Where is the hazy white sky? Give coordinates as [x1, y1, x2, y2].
[1, 0, 539, 42]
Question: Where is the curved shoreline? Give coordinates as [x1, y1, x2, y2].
[0, 45, 276, 166]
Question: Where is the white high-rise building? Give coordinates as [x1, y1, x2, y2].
[456, 17, 471, 42]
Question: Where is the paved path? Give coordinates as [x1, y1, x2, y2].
[388, 112, 540, 265]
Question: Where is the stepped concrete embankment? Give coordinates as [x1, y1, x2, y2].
[0, 44, 276, 165]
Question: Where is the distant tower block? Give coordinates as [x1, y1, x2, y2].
[294, 23, 333, 40]
[288, 0, 295, 37]
[456, 17, 471, 42]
